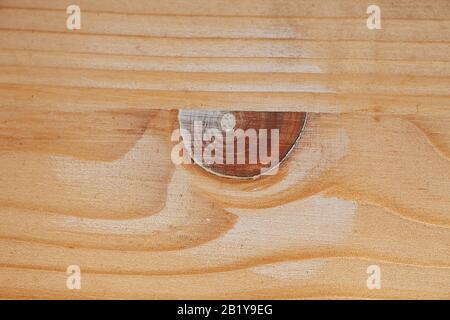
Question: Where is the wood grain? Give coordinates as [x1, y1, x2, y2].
[0, 0, 449, 299]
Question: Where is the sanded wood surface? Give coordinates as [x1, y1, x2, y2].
[0, 0, 449, 299]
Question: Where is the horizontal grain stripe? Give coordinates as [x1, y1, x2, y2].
[2, 6, 450, 21]
[1, 30, 450, 60]
[3, 0, 450, 19]
[1, 84, 449, 116]
[1, 27, 449, 44]
[0, 253, 449, 277]
[1, 8, 449, 41]
[0, 259, 448, 299]
[1, 65, 449, 96]
[2, 49, 450, 77]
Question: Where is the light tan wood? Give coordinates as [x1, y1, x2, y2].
[0, 0, 449, 299]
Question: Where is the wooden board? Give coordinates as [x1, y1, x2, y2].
[0, 0, 449, 299]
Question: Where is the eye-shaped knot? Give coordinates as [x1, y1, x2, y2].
[178, 110, 307, 179]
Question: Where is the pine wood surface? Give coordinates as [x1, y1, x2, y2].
[0, 0, 449, 299]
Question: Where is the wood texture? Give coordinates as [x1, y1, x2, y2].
[0, 0, 449, 299]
